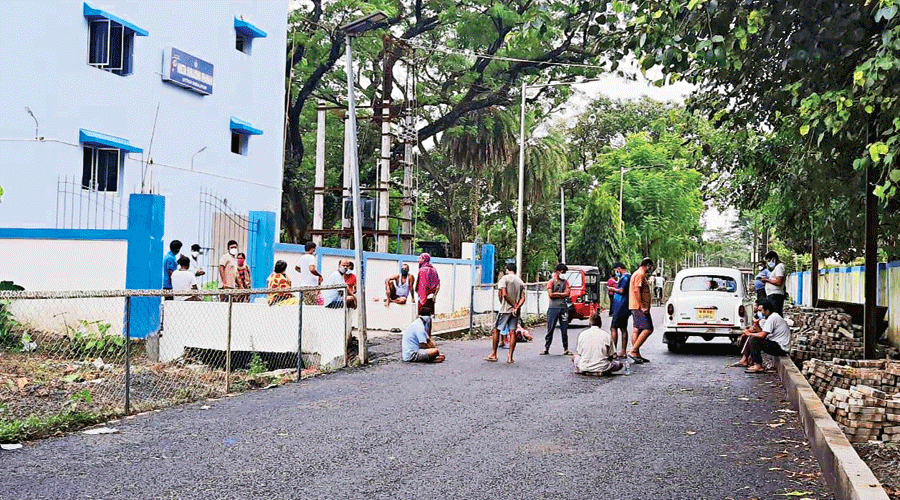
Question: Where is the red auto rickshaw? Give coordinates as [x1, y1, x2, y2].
[562, 265, 602, 321]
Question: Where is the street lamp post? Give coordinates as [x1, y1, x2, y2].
[340, 11, 387, 365]
[191, 146, 207, 171]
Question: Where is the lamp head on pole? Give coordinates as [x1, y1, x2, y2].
[339, 11, 388, 36]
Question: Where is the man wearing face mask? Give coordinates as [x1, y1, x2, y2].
[608, 262, 631, 359]
[162, 240, 182, 300]
[323, 259, 355, 309]
[218, 240, 239, 302]
[384, 263, 416, 306]
[188, 244, 206, 278]
[760, 251, 786, 315]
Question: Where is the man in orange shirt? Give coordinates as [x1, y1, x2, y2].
[628, 257, 655, 363]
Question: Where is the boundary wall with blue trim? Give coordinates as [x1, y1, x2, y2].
[786, 261, 900, 347]
[1, 193, 277, 339]
[274, 243, 494, 331]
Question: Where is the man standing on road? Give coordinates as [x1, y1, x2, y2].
[654, 273, 665, 306]
[541, 263, 571, 356]
[163, 240, 182, 300]
[574, 312, 624, 376]
[609, 262, 632, 359]
[628, 257, 654, 364]
[295, 242, 323, 305]
[744, 300, 791, 373]
[753, 263, 769, 303]
[485, 263, 525, 364]
[402, 307, 445, 363]
[416, 253, 441, 315]
[218, 240, 239, 302]
[606, 272, 618, 317]
[761, 251, 786, 315]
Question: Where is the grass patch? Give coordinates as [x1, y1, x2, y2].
[0, 410, 109, 443]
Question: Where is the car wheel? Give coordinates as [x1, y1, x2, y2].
[667, 334, 686, 353]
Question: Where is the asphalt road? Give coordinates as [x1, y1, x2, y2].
[0, 307, 833, 500]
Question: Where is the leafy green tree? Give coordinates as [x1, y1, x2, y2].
[568, 188, 625, 271]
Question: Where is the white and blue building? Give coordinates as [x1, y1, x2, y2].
[0, 0, 288, 297]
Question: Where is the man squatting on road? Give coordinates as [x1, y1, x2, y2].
[485, 263, 525, 364]
[573, 312, 624, 376]
[401, 307, 445, 363]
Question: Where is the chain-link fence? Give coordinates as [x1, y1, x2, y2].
[0, 284, 349, 429]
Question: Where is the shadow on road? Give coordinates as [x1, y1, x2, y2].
[666, 340, 741, 357]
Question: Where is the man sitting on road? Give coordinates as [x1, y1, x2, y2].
[744, 300, 792, 374]
[384, 263, 415, 307]
[402, 307, 445, 363]
[574, 312, 623, 376]
[730, 300, 766, 368]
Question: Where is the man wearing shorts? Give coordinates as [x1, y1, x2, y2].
[609, 262, 632, 359]
[485, 263, 525, 364]
[629, 257, 655, 364]
[401, 307, 445, 363]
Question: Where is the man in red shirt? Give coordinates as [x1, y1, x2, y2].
[343, 260, 358, 309]
[628, 257, 655, 363]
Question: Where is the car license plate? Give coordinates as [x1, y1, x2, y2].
[696, 308, 716, 320]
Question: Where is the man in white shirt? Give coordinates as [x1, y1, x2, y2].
[295, 242, 322, 305]
[170, 256, 199, 301]
[573, 312, 623, 376]
[744, 300, 792, 373]
[188, 244, 206, 278]
[322, 259, 351, 308]
[761, 250, 787, 315]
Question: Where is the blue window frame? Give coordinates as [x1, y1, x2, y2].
[234, 17, 266, 54]
[84, 3, 148, 75]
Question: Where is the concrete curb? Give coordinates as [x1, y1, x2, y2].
[776, 357, 889, 500]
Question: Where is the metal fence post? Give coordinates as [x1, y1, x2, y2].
[225, 294, 233, 393]
[124, 295, 131, 414]
[297, 295, 303, 382]
[469, 284, 474, 335]
[344, 285, 351, 367]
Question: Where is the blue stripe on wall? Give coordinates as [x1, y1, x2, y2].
[0, 228, 128, 240]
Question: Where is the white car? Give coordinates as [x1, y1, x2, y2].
[663, 267, 754, 353]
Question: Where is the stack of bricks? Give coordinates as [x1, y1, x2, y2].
[823, 385, 900, 443]
[786, 306, 865, 362]
[802, 358, 896, 399]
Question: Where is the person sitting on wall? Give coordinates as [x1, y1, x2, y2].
[171, 255, 200, 301]
[344, 261, 358, 307]
[267, 260, 296, 306]
[323, 259, 356, 309]
[401, 307, 445, 363]
[384, 263, 416, 307]
[744, 300, 792, 374]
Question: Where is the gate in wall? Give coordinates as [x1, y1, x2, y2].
[197, 189, 254, 287]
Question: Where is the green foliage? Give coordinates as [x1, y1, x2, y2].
[249, 352, 267, 376]
[66, 320, 124, 359]
[0, 411, 102, 443]
[568, 189, 625, 270]
[0, 299, 21, 349]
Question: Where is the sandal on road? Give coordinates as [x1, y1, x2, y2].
[484, 356, 498, 362]
[745, 366, 766, 373]
[728, 361, 749, 368]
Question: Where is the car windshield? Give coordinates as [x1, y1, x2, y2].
[563, 271, 583, 288]
[680, 275, 737, 293]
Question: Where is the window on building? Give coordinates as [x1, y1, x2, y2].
[235, 32, 251, 54]
[82, 147, 122, 192]
[231, 132, 248, 155]
[84, 3, 147, 75]
[234, 17, 266, 55]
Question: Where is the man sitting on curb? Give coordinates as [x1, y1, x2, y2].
[573, 312, 623, 376]
[401, 307, 445, 363]
[744, 300, 791, 374]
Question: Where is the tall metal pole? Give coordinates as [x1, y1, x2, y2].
[619, 167, 625, 228]
[864, 164, 878, 358]
[345, 34, 368, 364]
[516, 80, 526, 274]
[313, 101, 326, 246]
[560, 186, 566, 263]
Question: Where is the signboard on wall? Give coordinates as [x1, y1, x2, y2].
[161, 47, 214, 95]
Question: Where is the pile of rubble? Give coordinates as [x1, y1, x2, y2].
[802, 358, 900, 399]
[823, 385, 900, 443]
[786, 306, 866, 362]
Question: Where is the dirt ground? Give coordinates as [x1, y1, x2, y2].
[855, 443, 900, 500]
